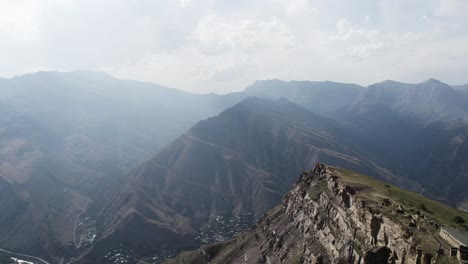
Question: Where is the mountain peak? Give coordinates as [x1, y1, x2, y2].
[423, 78, 442, 84]
[416, 79, 453, 93]
[418, 78, 451, 89]
[373, 80, 411, 87]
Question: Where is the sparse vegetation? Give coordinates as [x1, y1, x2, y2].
[287, 254, 302, 264]
[353, 241, 363, 255]
[307, 181, 327, 199]
[333, 167, 468, 228]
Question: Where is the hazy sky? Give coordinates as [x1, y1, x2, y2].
[1, 0, 467, 93]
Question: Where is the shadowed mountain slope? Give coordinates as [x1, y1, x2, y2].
[350, 79, 468, 122]
[85, 97, 405, 262]
[0, 71, 245, 262]
[345, 79, 468, 209]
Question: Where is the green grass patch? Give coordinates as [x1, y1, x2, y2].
[287, 252, 303, 264]
[333, 167, 468, 229]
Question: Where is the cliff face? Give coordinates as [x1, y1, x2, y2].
[280, 165, 431, 264]
[165, 164, 468, 264]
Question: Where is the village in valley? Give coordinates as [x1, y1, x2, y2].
[196, 212, 255, 244]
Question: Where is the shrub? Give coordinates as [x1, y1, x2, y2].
[453, 216, 465, 224]
[419, 203, 427, 211]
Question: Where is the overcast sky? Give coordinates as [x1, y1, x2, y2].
[1, 0, 467, 93]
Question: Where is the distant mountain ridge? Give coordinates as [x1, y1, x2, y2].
[244, 79, 364, 115]
[350, 78, 468, 122]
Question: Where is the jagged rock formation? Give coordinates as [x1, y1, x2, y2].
[165, 163, 468, 263]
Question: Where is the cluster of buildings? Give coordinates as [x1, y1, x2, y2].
[104, 248, 139, 264]
[196, 212, 255, 244]
[103, 245, 176, 264]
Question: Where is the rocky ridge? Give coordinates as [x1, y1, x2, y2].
[165, 163, 468, 263]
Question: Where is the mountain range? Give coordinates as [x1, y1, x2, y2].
[0, 71, 467, 263]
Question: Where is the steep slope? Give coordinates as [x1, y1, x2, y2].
[0, 71, 244, 261]
[244, 80, 364, 115]
[165, 164, 468, 264]
[345, 79, 468, 209]
[86, 98, 398, 262]
[0, 102, 67, 258]
[350, 79, 468, 122]
[242, 78, 468, 209]
[0, 177, 27, 245]
[419, 121, 468, 208]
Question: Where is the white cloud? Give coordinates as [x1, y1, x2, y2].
[1, 0, 468, 92]
[180, 0, 191, 8]
[192, 15, 295, 54]
[435, 0, 468, 16]
[336, 19, 353, 39]
[106, 47, 254, 93]
[285, 0, 319, 16]
[0, 1, 41, 40]
[347, 42, 384, 58]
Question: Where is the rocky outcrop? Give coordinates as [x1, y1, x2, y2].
[282, 165, 427, 263]
[165, 163, 457, 264]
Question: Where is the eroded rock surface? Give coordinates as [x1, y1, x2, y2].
[164, 163, 462, 264]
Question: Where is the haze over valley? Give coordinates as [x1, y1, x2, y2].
[1, 1, 468, 263]
[0, 71, 467, 263]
